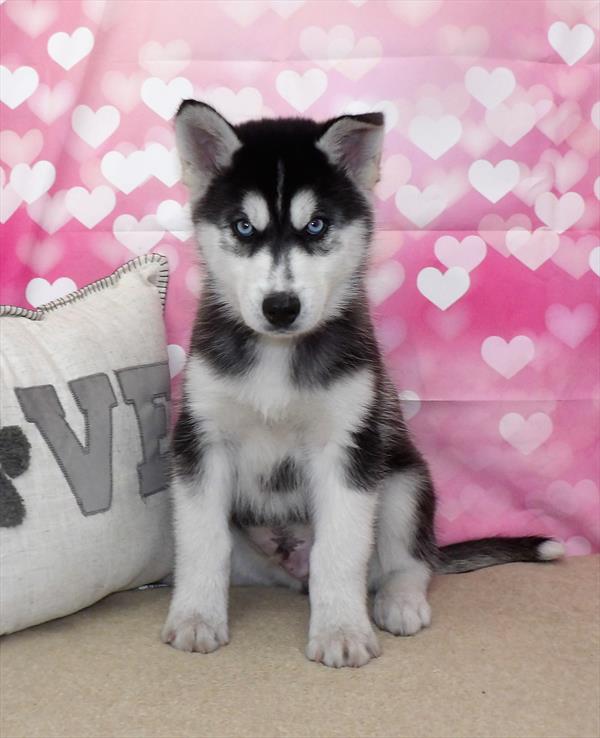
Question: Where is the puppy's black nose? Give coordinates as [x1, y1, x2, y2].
[262, 292, 300, 329]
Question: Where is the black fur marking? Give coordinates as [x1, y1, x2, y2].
[291, 296, 379, 388]
[262, 457, 303, 493]
[231, 504, 309, 529]
[384, 426, 427, 472]
[171, 407, 205, 481]
[410, 468, 438, 565]
[345, 403, 384, 492]
[437, 536, 553, 574]
[189, 284, 258, 376]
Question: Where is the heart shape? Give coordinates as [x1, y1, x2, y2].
[481, 336, 535, 379]
[545, 303, 598, 348]
[485, 103, 536, 146]
[395, 185, 447, 227]
[465, 66, 515, 110]
[417, 266, 470, 310]
[275, 69, 328, 113]
[505, 227, 560, 270]
[141, 77, 194, 121]
[0, 65, 39, 109]
[434, 235, 486, 272]
[534, 191, 585, 233]
[499, 412, 553, 455]
[25, 276, 77, 308]
[112, 214, 165, 255]
[27, 81, 74, 124]
[552, 234, 598, 278]
[468, 159, 519, 203]
[408, 114, 462, 160]
[10, 160, 56, 204]
[71, 105, 120, 149]
[155, 199, 193, 242]
[513, 162, 554, 207]
[47, 27, 94, 70]
[478, 213, 531, 257]
[65, 185, 116, 228]
[0, 129, 43, 167]
[548, 22, 595, 66]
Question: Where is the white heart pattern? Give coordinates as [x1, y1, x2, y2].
[275, 69, 328, 112]
[548, 22, 595, 66]
[534, 192, 585, 233]
[499, 413, 553, 455]
[141, 77, 194, 120]
[417, 266, 471, 310]
[481, 336, 535, 379]
[47, 27, 95, 70]
[65, 185, 116, 228]
[112, 213, 165, 255]
[71, 105, 120, 148]
[395, 185, 447, 227]
[25, 276, 77, 308]
[468, 159, 520, 203]
[465, 66, 515, 110]
[408, 115, 462, 160]
[0, 66, 39, 109]
[10, 161, 56, 204]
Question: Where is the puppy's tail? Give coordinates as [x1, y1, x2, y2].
[435, 536, 565, 574]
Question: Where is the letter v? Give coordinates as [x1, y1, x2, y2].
[15, 374, 118, 515]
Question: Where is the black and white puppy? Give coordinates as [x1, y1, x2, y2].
[162, 101, 564, 668]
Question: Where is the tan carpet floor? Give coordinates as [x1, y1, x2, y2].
[1, 556, 599, 738]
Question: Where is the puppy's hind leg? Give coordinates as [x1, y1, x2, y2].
[373, 466, 435, 636]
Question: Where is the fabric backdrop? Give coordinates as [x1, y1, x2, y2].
[1, 0, 599, 555]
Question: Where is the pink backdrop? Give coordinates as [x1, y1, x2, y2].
[1, 0, 599, 555]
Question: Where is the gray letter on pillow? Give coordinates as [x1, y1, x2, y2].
[14, 374, 118, 515]
[115, 362, 171, 498]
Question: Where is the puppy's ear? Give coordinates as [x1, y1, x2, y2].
[175, 100, 241, 196]
[317, 113, 384, 191]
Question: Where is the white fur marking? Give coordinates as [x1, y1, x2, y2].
[242, 192, 270, 231]
[290, 189, 317, 230]
[538, 540, 565, 561]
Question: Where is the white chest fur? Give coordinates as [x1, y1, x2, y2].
[183, 345, 374, 519]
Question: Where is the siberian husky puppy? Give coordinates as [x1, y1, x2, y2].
[161, 100, 564, 667]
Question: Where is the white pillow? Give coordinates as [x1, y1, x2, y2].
[0, 254, 174, 634]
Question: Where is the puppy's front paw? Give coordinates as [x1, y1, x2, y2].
[306, 626, 381, 668]
[161, 613, 228, 654]
[373, 590, 431, 636]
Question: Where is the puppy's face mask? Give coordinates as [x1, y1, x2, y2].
[175, 101, 384, 336]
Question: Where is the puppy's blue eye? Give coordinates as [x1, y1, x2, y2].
[234, 219, 255, 238]
[305, 218, 326, 236]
